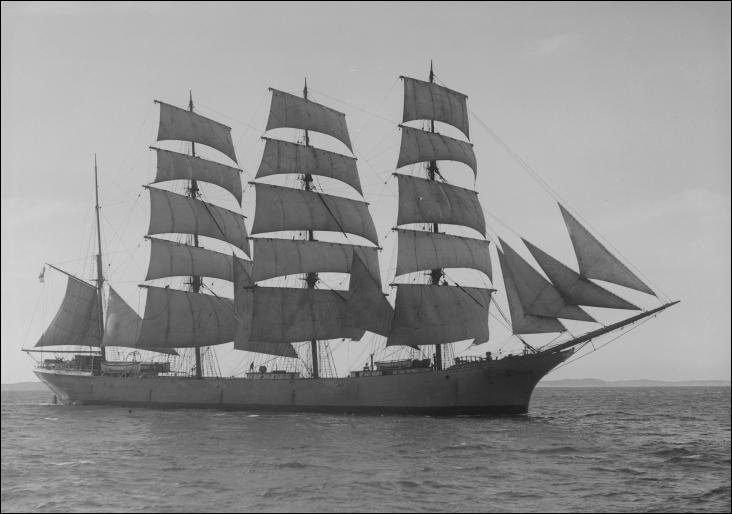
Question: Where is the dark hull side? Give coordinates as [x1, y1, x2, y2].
[35, 350, 572, 415]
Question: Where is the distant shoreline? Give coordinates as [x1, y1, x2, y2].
[2, 379, 730, 392]
[538, 378, 731, 388]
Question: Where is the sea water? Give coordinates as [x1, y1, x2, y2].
[1, 387, 729, 512]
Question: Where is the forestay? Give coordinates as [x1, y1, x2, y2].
[257, 138, 362, 194]
[138, 286, 235, 348]
[402, 76, 470, 139]
[559, 204, 655, 295]
[397, 126, 477, 178]
[395, 174, 486, 236]
[266, 89, 353, 151]
[145, 237, 251, 282]
[497, 250, 566, 335]
[152, 148, 242, 205]
[252, 238, 380, 283]
[396, 228, 492, 280]
[522, 238, 639, 310]
[147, 187, 250, 256]
[251, 183, 379, 245]
[156, 101, 238, 163]
[499, 239, 594, 322]
[387, 284, 492, 347]
[35, 277, 100, 348]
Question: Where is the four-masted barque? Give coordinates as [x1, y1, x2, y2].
[27, 64, 678, 414]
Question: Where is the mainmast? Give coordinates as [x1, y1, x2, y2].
[187, 91, 204, 379]
[426, 61, 444, 370]
[301, 78, 320, 379]
[94, 154, 106, 362]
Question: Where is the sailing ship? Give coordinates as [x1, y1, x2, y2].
[27, 64, 678, 414]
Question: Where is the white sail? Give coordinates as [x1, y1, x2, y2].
[137, 286, 235, 348]
[386, 284, 492, 347]
[559, 204, 655, 295]
[251, 183, 379, 245]
[232, 257, 298, 358]
[266, 89, 352, 151]
[397, 126, 477, 178]
[257, 138, 362, 194]
[152, 148, 242, 205]
[35, 276, 100, 348]
[522, 238, 639, 310]
[344, 253, 393, 337]
[497, 249, 565, 334]
[500, 239, 594, 322]
[251, 238, 380, 283]
[145, 237, 251, 282]
[395, 228, 492, 280]
[402, 76, 470, 138]
[102, 286, 178, 355]
[239, 287, 355, 345]
[156, 100, 237, 163]
[147, 187, 250, 256]
[396, 174, 486, 236]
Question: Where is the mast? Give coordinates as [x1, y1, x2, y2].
[302, 78, 320, 379]
[94, 154, 106, 362]
[427, 61, 443, 370]
[188, 91, 203, 379]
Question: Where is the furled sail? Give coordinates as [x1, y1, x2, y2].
[232, 257, 297, 358]
[402, 76, 470, 139]
[397, 126, 477, 178]
[137, 286, 235, 348]
[395, 228, 492, 280]
[147, 187, 250, 256]
[386, 284, 492, 347]
[497, 249, 566, 334]
[257, 138, 362, 194]
[522, 238, 639, 310]
[102, 287, 178, 355]
[145, 237, 251, 283]
[251, 238, 380, 283]
[35, 276, 100, 348]
[395, 174, 486, 236]
[499, 239, 594, 322]
[559, 204, 655, 295]
[266, 89, 353, 151]
[156, 100, 238, 163]
[251, 183, 379, 245]
[344, 253, 393, 337]
[152, 148, 242, 205]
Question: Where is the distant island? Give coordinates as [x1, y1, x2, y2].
[3, 379, 730, 392]
[538, 378, 731, 388]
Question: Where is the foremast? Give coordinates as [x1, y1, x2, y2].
[389, 63, 493, 364]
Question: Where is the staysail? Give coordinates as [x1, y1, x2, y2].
[499, 239, 594, 322]
[559, 204, 655, 295]
[522, 238, 639, 310]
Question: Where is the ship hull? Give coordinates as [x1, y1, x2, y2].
[35, 350, 572, 415]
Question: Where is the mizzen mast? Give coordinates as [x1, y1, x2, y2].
[93, 154, 106, 362]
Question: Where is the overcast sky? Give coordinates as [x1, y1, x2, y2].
[2, 2, 730, 383]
